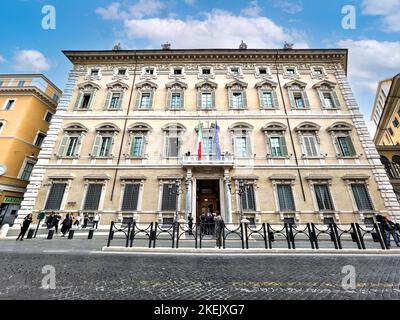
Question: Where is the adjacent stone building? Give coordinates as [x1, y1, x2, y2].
[16, 48, 400, 226]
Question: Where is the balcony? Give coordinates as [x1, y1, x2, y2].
[383, 162, 400, 180]
[181, 154, 234, 167]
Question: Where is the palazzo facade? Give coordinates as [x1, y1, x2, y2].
[16, 48, 400, 225]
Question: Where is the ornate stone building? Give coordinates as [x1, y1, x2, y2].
[16, 48, 400, 226]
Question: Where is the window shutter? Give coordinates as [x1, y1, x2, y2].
[318, 89, 326, 108]
[352, 184, 373, 211]
[44, 183, 66, 210]
[211, 91, 216, 109]
[161, 184, 177, 211]
[245, 134, 252, 156]
[149, 90, 154, 108]
[258, 90, 265, 108]
[122, 184, 140, 211]
[280, 136, 288, 156]
[272, 91, 279, 108]
[180, 90, 185, 109]
[104, 91, 111, 109]
[242, 91, 248, 108]
[109, 136, 115, 156]
[58, 135, 69, 156]
[303, 136, 313, 156]
[135, 92, 141, 108]
[241, 192, 248, 210]
[346, 136, 356, 156]
[197, 91, 202, 109]
[228, 89, 233, 109]
[83, 184, 103, 211]
[247, 185, 256, 211]
[91, 134, 102, 157]
[118, 91, 124, 109]
[331, 90, 341, 108]
[288, 91, 296, 108]
[74, 92, 83, 109]
[302, 90, 310, 107]
[167, 90, 172, 109]
[76, 135, 83, 156]
[278, 185, 295, 211]
[88, 91, 95, 109]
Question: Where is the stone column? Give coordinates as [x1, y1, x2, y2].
[224, 169, 232, 223]
[185, 169, 193, 220]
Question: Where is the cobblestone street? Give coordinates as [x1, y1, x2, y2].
[0, 238, 400, 300]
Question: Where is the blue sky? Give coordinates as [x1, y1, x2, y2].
[0, 0, 399, 134]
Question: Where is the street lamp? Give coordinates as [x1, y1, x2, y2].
[238, 180, 247, 222]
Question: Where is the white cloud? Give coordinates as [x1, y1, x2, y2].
[271, 0, 303, 14]
[96, 0, 165, 20]
[183, 0, 195, 5]
[0, 55, 6, 64]
[13, 50, 52, 72]
[241, 0, 262, 17]
[361, 0, 400, 32]
[96, 2, 122, 20]
[118, 9, 308, 49]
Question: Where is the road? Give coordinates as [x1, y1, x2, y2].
[0, 238, 399, 300]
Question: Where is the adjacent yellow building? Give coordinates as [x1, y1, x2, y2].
[372, 74, 400, 201]
[0, 74, 62, 226]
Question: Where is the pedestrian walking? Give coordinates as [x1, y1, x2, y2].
[214, 211, 223, 248]
[381, 216, 400, 248]
[53, 213, 61, 234]
[83, 213, 89, 229]
[16, 213, 33, 241]
[93, 213, 101, 229]
[60, 213, 73, 237]
[73, 214, 81, 228]
[46, 212, 54, 229]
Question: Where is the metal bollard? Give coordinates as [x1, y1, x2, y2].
[26, 229, 35, 239]
[88, 229, 94, 239]
[68, 229, 75, 239]
[47, 230, 54, 239]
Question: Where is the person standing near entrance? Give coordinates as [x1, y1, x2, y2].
[60, 213, 72, 237]
[93, 213, 101, 229]
[214, 211, 223, 248]
[53, 213, 61, 234]
[16, 213, 33, 241]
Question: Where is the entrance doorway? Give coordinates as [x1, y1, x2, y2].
[196, 179, 220, 223]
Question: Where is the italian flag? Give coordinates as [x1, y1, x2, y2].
[197, 121, 203, 160]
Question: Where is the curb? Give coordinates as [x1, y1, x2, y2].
[102, 246, 400, 255]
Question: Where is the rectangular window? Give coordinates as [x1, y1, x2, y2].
[4, 99, 15, 111]
[352, 184, 374, 211]
[52, 93, 59, 102]
[109, 92, 121, 109]
[118, 69, 127, 75]
[277, 184, 295, 211]
[145, 68, 154, 75]
[21, 162, 34, 180]
[140, 93, 151, 108]
[323, 93, 334, 108]
[161, 184, 177, 211]
[99, 136, 112, 157]
[337, 136, 356, 157]
[121, 184, 140, 211]
[294, 93, 305, 108]
[232, 92, 244, 108]
[201, 92, 212, 109]
[83, 184, 103, 211]
[259, 68, 267, 74]
[286, 68, 295, 75]
[314, 184, 334, 211]
[231, 68, 240, 76]
[314, 68, 323, 75]
[241, 184, 256, 211]
[80, 94, 91, 109]
[202, 136, 214, 155]
[90, 69, 99, 76]
[0, 81, 3, 87]
[388, 127, 394, 136]
[270, 137, 287, 157]
[174, 68, 182, 75]
[166, 136, 180, 158]
[17, 80, 25, 87]
[303, 135, 319, 157]
[131, 136, 144, 157]
[202, 68, 211, 75]
[262, 92, 274, 108]
[45, 112, 53, 123]
[35, 133, 46, 147]
[393, 118, 399, 128]
[235, 136, 249, 157]
[65, 137, 79, 157]
[171, 93, 182, 109]
[44, 183, 66, 210]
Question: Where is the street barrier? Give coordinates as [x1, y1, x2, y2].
[26, 228, 35, 239]
[47, 229, 54, 240]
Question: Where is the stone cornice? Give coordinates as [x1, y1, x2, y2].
[0, 86, 58, 109]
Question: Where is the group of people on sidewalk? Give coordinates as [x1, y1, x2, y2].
[16, 212, 101, 240]
[377, 215, 400, 248]
[198, 211, 224, 247]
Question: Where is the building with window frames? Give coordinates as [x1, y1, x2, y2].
[0, 74, 62, 226]
[16, 49, 400, 226]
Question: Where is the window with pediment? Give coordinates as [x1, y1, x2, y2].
[262, 123, 289, 158]
[90, 124, 120, 158]
[313, 81, 341, 109]
[284, 81, 310, 109]
[196, 81, 217, 110]
[135, 81, 157, 110]
[127, 123, 152, 158]
[227, 80, 248, 110]
[295, 122, 322, 158]
[327, 122, 357, 158]
[104, 81, 129, 110]
[166, 81, 187, 110]
[162, 123, 186, 158]
[74, 82, 100, 110]
[58, 123, 88, 158]
[229, 123, 253, 158]
[255, 80, 279, 109]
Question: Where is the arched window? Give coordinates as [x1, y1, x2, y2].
[58, 123, 88, 158]
[162, 123, 186, 158]
[74, 82, 100, 110]
[327, 122, 357, 157]
[226, 80, 248, 110]
[262, 122, 288, 158]
[104, 81, 129, 110]
[229, 123, 253, 158]
[313, 80, 341, 109]
[255, 80, 279, 109]
[135, 81, 158, 109]
[196, 80, 217, 110]
[284, 80, 309, 109]
[127, 123, 152, 158]
[166, 81, 187, 110]
[295, 122, 321, 158]
[91, 123, 120, 158]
